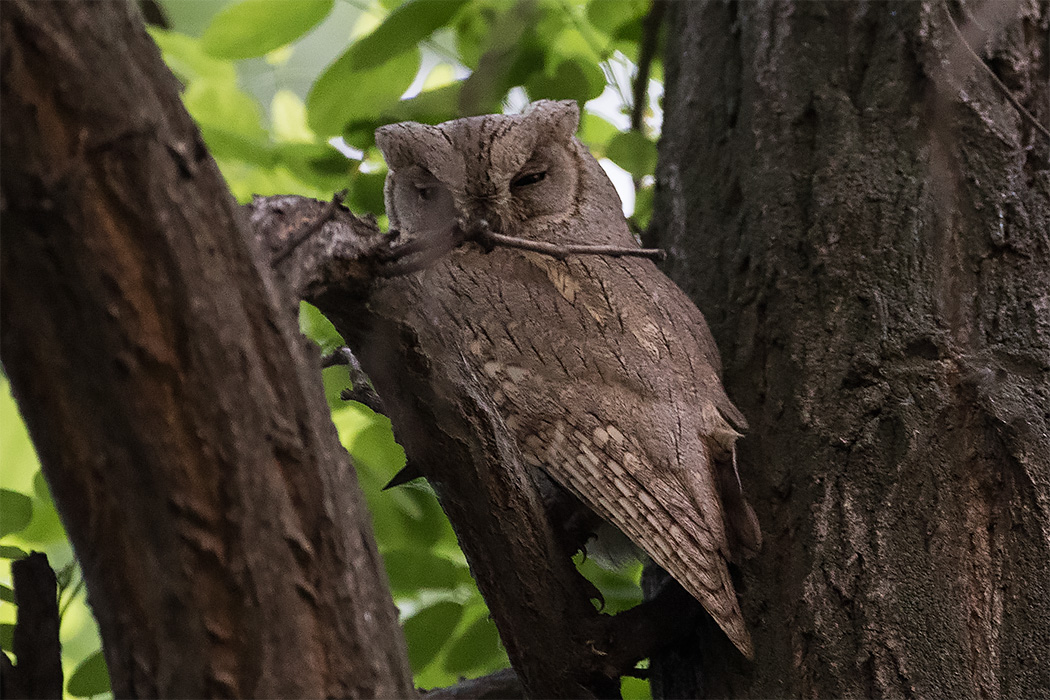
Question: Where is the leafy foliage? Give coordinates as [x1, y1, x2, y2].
[67, 651, 111, 699]
[201, 0, 334, 59]
[1, 0, 664, 697]
[0, 381, 100, 699]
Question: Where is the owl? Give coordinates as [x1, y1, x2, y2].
[366, 100, 760, 659]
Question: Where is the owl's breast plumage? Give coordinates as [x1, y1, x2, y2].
[418, 247, 741, 429]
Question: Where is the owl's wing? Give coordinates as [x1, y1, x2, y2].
[443, 251, 758, 655]
[518, 401, 755, 660]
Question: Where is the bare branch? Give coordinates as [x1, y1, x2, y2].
[420, 669, 524, 700]
[942, 0, 1050, 141]
[3, 553, 63, 700]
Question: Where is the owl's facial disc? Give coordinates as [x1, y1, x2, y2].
[377, 100, 583, 242]
[387, 164, 458, 242]
[499, 140, 579, 226]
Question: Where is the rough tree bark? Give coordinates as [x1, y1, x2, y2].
[0, 3, 414, 697]
[649, 0, 1049, 697]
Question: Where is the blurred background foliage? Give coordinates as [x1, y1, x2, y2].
[1, 0, 663, 697]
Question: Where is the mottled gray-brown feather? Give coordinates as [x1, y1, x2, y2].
[369, 100, 759, 658]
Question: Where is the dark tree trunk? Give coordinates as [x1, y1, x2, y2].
[0, 3, 414, 697]
[649, 0, 1049, 697]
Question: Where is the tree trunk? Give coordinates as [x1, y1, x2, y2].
[0, 3, 414, 697]
[648, 0, 1049, 697]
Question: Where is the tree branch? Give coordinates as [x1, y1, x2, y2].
[941, 0, 1050, 141]
[0, 3, 413, 696]
[632, 0, 667, 132]
[421, 668, 524, 700]
[1, 553, 63, 700]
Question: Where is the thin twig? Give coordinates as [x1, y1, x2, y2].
[322, 347, 386, 413]
[377, 220, 667, 271]
[271, 190, 347, 265]
[57, 572, 85, 620]
[373, 226, 470, 277]
[632, 0, 667, 132]
[320, 347, 352, 369]
[478, 229, 667, 262]
[943, 0, 1049, 141]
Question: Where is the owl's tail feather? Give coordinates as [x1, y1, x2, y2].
[710, 441, 762, 562]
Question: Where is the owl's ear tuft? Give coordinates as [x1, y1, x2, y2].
[375, 121, 431, 170]
[526, 100, 580, 143]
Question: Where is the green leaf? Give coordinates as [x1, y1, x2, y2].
[321, 364, 352, 410]
[586, 0, 647, 41]
[382, 83, 460, 126]
[397, 488, 453, 550]
[347, 170, 388, 216]
[32, 472, 51, 504]
[525, 58, 605, 104]
[606, 131, 658, 178]
[443, 613, 502, 674]
[0, 489, 33, 538]
[458, 2, 544, 115]
[273, 143, 352, 187]
[149, 28, 236, 83]
[0, 624, 13, 652]
[341, 408, 407, 480]
[198, 127, 275, 168]
[403, 601, 463, 671]
[270, 90, 315, 144]
[347, 0, 469, 72]
[185, 81, 268, 142]
[574, 556, 643, 613]
[0, 545, 27, 560]
[622, 674, 652, 700]
[201, 0, 334, 59]
[548, 26, 603, 65]
[383, 549, 468, 594]
[55, 560, 77, 592]
[454, 2, 496, 69]
[579, 113, 620, 153]
[216, 160, 323, 203]
[0, 584, 14, 605]
[308, 47, 420, 137]
[299, 302, 344, 352]
[68, 650, 111, 698]
[0, 380, 41, 497]
[632, 183, 654, 229]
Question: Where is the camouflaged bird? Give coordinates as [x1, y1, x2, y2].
[364, 100, 760, 658]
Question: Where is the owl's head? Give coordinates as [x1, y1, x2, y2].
[375, 100, 589, 241]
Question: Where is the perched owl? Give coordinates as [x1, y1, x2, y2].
[366, 100, 760, 658]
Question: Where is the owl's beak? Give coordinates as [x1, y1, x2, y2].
[457, 216, 493, 241]
[459, 213, 501, 238]
[455, 215, 501, 253]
